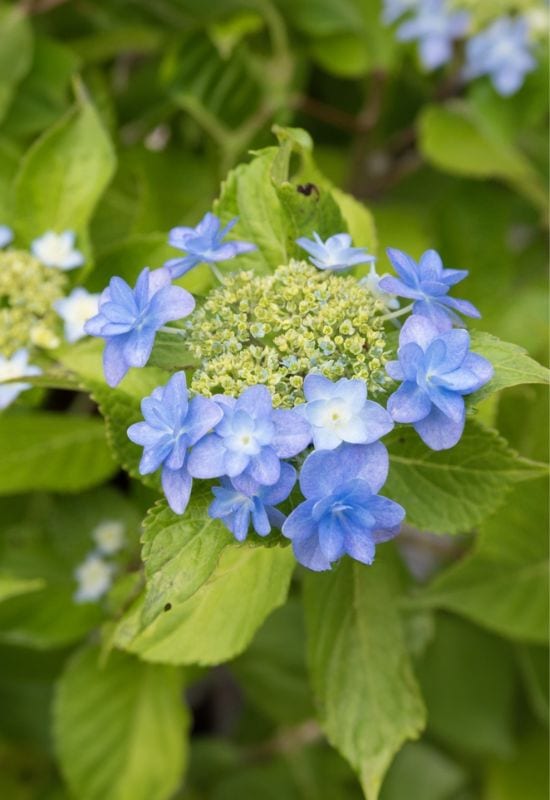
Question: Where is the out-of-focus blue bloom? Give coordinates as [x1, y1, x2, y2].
[359, 263, 400, 311]
[386, 315, 493, 450]
[464, 16, 536, 96]
[282, 443, 404, 571]
[396, 0, 469, 70]
[188, 385, 311, 486]
[0, 225, 13, 248]
[0, 349, 41, 410]
[128, 372, 223, 514]
[296, 232, 375, 272]
[379, 248, 480, 330]
[209, 462, 296, 541]
[54, 288, 100, 343]
[164, 212, 256, 278]
[85, 267, 195, 387]
[382, 0, 418, 25]
[298, 374, 393, 450]
[31, 231, 84, 270]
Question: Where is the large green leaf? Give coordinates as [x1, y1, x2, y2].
[0, 5, 33, 124]
[304, 554, 426, 800]
[385, 421, 547, 534]
[469, 331, 549, 402]
[54, 645, 188, 800]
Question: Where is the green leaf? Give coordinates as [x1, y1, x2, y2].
[469, 331, 549, 402]
[13, 93, 116, 244]
[484, 731, 549, 800]
[409, 478, 549, 644]
[0, 574, 45, 603]
[304, 554, 426, 800]
[380, 742, 467, 800]
[0, 5, 33, 124]
[0, 412, 116, 494]
[385, 421, 547, 534]
[332, 187, 377, 257]
[54, 645, 188, 800]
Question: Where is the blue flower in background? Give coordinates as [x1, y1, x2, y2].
[128, 372, 223, 514]
[0, 349, 41, 410]
[382, 0, 418, 25]
[464, 16, 536, 96]
[209, 462, 297, 541]
[85, 267, 195, 386]
[379, 248, 480, 330]
[188, 385, 311, 486]
[296, 232, 375, 272]
[282, 443, 404, 571]
[164, 212, 256, 278]
[31, 231, 84, 270]
[0, 225, 13, 248]
[386, 315, 493, 450]
[298, 374, 393, 450]
[395, 0, 470, 70]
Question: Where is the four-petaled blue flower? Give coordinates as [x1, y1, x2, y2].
[85, 267, 195, 387]
[164, 212, 256, 278]
[464, 16, 536, 97]
[209, 463, 296, 542]
[298, 374, 394, 450]
[188, 385, 311, 486]
[282, 443, 404, 571]
[395, 0, 470, 70]
[127, 372, 223, 514]
[386, 315, 493, 450]
[296, 232, 375, 272]
[0, 225, 13, 249]
[379, 248, 480, 330]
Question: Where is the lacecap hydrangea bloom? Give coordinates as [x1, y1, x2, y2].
[296, 232, 375, 272]
[31, 230, 84, 270]
[0, 349, 41, 410]
[464, 15, 536, 96]
[392, 0, 470, 70]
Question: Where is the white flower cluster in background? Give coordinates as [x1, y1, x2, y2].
[73, 520, 126, 603]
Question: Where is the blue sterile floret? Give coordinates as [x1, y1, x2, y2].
[382, 0, 417, 26]
[282, 443, 404, 571]
[379, 247, 480, 330]
[188, 384, 311, 486]
[464, 16, 536, 96]
[298, 374, 394, 450]
[127, 371, 223, 514]
[386, 315, 493, 450]
[85, 267, 195, 386]
[209, 462, 297, 541]
[164, 212, 256, 278]
[394, 0, 469, 70]
[296, 232, 374, 272]
[0, 225, 13, 249]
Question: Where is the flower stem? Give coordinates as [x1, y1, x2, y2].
[209, 263, 226, 284]
[379, 302, 413, 322]
[160, 326, 186, 336]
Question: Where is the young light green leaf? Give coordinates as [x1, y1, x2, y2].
[0, 5, 33, 124]
[54, 645, 188, 800]
[385, 421, 547, 534]
[469, 331, 549, 402]
[0, 575, 45, 603]
[304, 554, 426, 800]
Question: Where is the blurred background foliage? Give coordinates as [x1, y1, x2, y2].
[0, 0, 547, 798]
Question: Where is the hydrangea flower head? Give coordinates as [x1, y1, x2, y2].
[54, 288, 100, 343]
[188, 384, 311, 486]
[164, 212, 256, 278]
[296, 232, 375, 272]
[464, 16, 536, 96]
[396, 0, 470, 69]
[359, 263, 400, 311]
[0, 225, 13, 249]
[0, 349, 41, 410]
[209, 462, 296, 542]
[299, 374, 394, 450]
[31, 231, 84, 270]
[92, 520, 126, 555]
[85, 267, 195, 387]
[379, 248, 480, 330]
[282, 443, 404, 571]
[128, 371, 223, 514]
[386, 315, 493, 450]
[74, 554, 114, 603]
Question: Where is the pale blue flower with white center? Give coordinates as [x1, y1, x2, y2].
[298, 374, 394, 450]
[359, 263, 400, 310]
[396, 0, 470, 70]
[0, 225, 13, 248]
[209, 462, 296, 542]
[164, 212, 256, 278]
[0, 349, 41, 410]
[296, 232, 375, 272]
[379, 247, 480, 330]
[282, 443, 404, 571]
[188, 385, 311, 487]
[31, 231, 84, 270]
[74, 553, 114, 603]
[54, 287, 100, 343]
[386, 315, 493, 450]
[464, 16, 536, 96]
[128, 371, 223, 514]
[85, 267, 195, 387]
